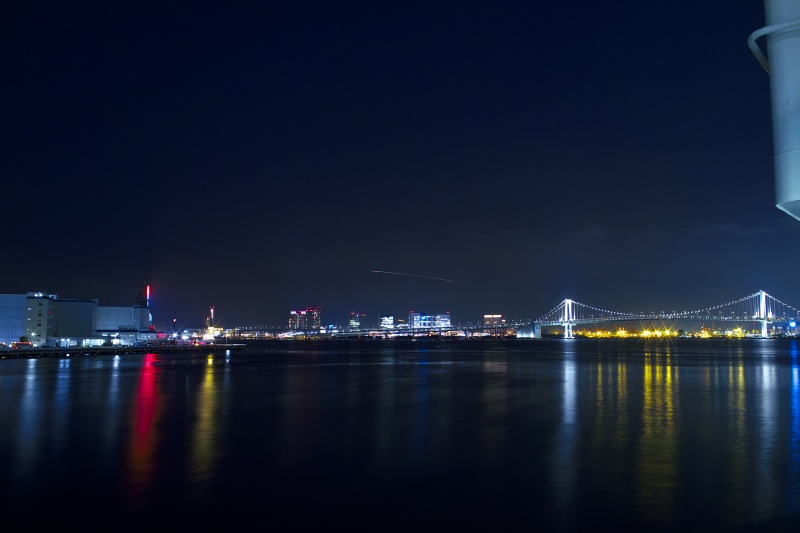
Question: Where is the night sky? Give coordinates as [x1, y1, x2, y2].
[2, 1, 796, 329]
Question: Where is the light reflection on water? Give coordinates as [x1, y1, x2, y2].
[554, 352, 577, 527]
[15, 359, 41, 486]
[636, 352, 678, 525]
[791, 345, 800, 514]
[187, 355, 221, 499]
[0, 339, 799, 530]
[126, 353, 161, 499]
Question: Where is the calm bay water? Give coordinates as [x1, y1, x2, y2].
[1, 338, 799, 531]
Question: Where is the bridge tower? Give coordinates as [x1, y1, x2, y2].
[758, 289, 771, 338]
[562, 299, 575, 339]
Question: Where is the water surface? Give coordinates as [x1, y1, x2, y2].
[0, 338, 798, 531]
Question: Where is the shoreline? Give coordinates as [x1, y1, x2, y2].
[0, 343, 247, 359]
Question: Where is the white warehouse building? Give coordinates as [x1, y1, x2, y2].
[0, 287, 154, 347]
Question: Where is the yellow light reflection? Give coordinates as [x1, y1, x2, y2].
[189, 355, 220, 499]
[724, 358, 747, 521]
[637, 352, 678, 524]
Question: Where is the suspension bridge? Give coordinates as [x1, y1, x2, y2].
[532, 290, 800, 339]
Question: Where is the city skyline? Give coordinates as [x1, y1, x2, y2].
[7, 283, 798, 338]
[180, 287, 800, 331]
[3, 2, 799, 326]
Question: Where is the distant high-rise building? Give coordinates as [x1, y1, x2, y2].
[380, 314, 394, 329]
[349, 311, 360, 330]
[289, 306, 321, 331]
[409, 311, 451, 329]
[434, 313, 451, 328]
[409, 312, 427, 329]
[306, 306, 321, 330]
[289, 310, 307, 330]
[484, 314, 503, 325]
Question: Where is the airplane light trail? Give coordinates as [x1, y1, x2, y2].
[364, 270, 455, 283]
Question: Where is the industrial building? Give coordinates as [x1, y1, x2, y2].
[0, 286, 155, 347]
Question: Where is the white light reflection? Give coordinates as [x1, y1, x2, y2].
[563, 356, 576, 424]
[52, 358, 71, 459]
[753, 360, 779, 521]
[553, 351, 578, 529]
[103, 355, 122, 460]
[15, 359, 42, 485]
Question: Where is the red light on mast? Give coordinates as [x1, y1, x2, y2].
[146, 285, 150, 307]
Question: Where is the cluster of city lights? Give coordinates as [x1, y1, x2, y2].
[576, 328, 678, 338]
[575, 325, 766, 339]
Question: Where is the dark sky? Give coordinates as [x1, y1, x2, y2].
[2, 1, 796, 329]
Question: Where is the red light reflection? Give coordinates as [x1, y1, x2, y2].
[126, 353, 162, 494]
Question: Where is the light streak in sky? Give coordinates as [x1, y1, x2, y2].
[364, 270, 455, 283]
